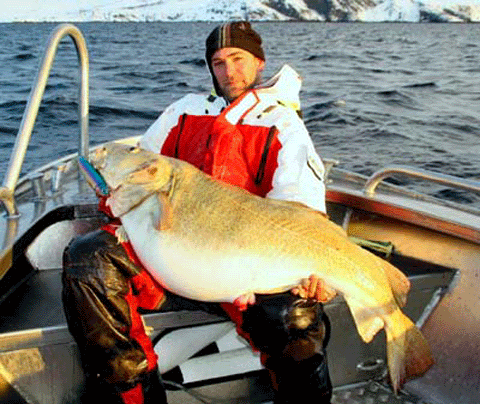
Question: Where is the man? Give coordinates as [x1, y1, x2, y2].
[62, 21, 334, 404]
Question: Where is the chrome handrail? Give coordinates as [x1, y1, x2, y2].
[364, 165, 480, 198]
[0, 24, 89, 217]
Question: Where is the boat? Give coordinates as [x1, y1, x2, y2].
[0, 24, 478, 404]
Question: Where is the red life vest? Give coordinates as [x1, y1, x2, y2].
[140, 65, 327, 213]
[160, 91, 282, 197]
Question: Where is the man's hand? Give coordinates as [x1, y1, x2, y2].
[291, 275, 337, 303]
[232, 275, 336, 312]
[233, 292, 256, 312]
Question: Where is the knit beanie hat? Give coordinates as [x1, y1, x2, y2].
[205, 22, 265, 96]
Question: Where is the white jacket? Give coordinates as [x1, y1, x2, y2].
[141, 65, 326, 213]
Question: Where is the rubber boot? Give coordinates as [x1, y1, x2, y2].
[80, 367, 167, 404]
[240, 295, 332, 404]
[137, 368, 168, 404]
[269, 353, 332, 404]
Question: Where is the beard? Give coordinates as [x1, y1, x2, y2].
[219, 72, 263, 102]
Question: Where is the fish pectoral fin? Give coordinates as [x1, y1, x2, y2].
[155, 192, 173, 231]
[344, 296, 384, 343]
[115, 225, 129, 243]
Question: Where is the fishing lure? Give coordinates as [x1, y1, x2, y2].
[78, 156, 110, 196]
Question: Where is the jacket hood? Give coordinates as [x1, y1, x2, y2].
[210, 64, 302, 113]
[256, 65, 302, 113]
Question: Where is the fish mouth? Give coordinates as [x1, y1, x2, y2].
[109, 183, 122, 194]
[89, 147, 108, 170]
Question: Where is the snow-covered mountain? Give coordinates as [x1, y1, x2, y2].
[5, 0, 480, 23]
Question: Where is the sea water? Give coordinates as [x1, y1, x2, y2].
[0, 22, 479, 205]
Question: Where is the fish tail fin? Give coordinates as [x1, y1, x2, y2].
[385, 310, 434, 393]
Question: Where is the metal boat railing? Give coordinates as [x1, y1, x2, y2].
[0, 24, 89, 217]
[364, 165, 480, 198]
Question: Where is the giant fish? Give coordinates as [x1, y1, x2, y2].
[86, 142, 434, 392]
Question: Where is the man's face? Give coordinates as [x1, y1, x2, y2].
[211, 47, 265, 102]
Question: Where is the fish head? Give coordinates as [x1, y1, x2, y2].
[90, 143, 158, 188]
[89, 142, 175, 216]
[89, 142, 177, 189]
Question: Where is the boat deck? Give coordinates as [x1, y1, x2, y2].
[331, 381, 427, 404]
[0, 251, 453, 404]
[165, 377, 429, 404]
[0, 269, 66, 334]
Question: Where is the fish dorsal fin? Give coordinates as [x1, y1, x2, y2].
[382, 261, 410, 308]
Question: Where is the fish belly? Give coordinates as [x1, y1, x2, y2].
[120, 198, 315, 302]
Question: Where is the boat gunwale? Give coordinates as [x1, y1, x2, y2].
[2, 142, 480, 272]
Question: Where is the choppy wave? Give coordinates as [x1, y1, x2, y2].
[179, 58, 206, 67]
[14, 53, 36, 61]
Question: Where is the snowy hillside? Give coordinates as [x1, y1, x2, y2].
[80, 0, 324, 22]
[4, 0, 480, 22]
[358, 0, 421, 22]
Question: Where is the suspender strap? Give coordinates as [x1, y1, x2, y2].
[255, 126, 277, 186]
[174, 113, 188, 158]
